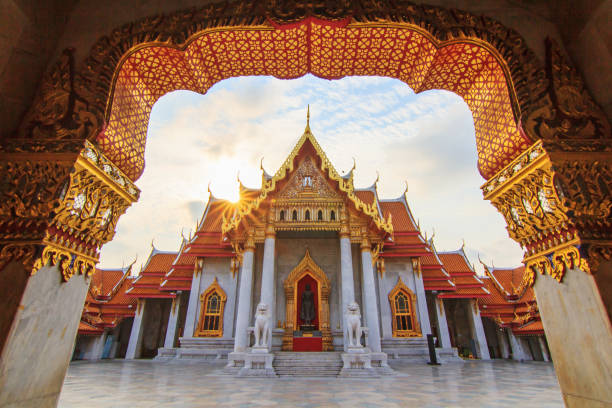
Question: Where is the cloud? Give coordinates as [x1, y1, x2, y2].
[99, 75, 523, 274]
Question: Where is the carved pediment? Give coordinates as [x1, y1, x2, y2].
[277, 156, 339, 200]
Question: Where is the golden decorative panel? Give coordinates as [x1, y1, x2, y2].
[0, 140, 139, 281]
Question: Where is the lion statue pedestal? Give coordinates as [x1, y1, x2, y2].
[340, 302, 393, 377]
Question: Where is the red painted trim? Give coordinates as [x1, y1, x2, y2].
[127, 293, 176, 299]
[438, 293, 490, 299]
[185, 252, 233, 258]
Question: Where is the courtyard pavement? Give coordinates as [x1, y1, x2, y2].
[58, 359, 563, 407]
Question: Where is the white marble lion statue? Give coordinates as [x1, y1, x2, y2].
[254, 302, 270, 348]
[345, 302, 362, 348]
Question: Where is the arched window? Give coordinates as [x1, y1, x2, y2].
[317, 209, 323, 221]
[305, 209, 310, 221]
[279, 210, 285, 221]
[388, 277, 420, 337]
[292, 210, 298, 221]
[330, 210, 336, 221]
[196, 278, 227, 337]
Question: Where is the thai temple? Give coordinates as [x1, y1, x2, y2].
[73, 113, 550, 374]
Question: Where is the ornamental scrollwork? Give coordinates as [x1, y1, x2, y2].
[521, 244, 590, 294]
[16, 49, 103, 144]
[524, 38, 611, 151]
[483, 142, 570, 252]
[0, 141, 139, 281]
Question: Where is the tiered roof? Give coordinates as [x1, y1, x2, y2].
[161, 238, 197, 292]
[437, 248, 490, 298]
[479, 265, 543, 336]
[78, 265, 136, 335]
[125, 247, 178, 299]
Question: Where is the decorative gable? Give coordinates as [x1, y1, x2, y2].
[277, 156, 339, 199]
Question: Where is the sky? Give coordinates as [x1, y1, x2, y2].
[98, 74, 524, 275]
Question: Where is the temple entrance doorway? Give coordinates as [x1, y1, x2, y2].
[282, 250, 333, 352]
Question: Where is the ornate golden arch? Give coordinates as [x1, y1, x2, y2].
[282, 249, 332, 351]
[388, 276, 421, 338]
[195, 277, 227, 337]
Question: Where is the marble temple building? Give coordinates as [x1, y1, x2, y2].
[73, 114, 550, 375]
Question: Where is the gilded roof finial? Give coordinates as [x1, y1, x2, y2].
[305, 105, 311, 133]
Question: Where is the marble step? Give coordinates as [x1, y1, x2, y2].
[273, 352, 343, 376]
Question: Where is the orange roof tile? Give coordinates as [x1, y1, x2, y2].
[355, 190, 376, 206]
[380, 200, 418, 232]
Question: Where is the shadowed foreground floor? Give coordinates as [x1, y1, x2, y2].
[58, 359, 562, 407]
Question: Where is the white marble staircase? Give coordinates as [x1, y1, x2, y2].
[273, 352, 343, 377]
[382, 338, 461, 363]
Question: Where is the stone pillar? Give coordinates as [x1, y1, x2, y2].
[360, 236, 382, 353]
[507, 329, 529, 361]
[259, 224, 276, 332]
[183, 260, 203, 339]
[412, 259, 431, 336]
[163, 293, 182, 348]
[125, 299, 146, 359]
[534, 266, 612, 406]
[538, 336, 550, 362]
[0, 265, 90, 408]
[85, 331, 108, 360]
[233, 234, 255, 352]
[339, 229, 356, 350]
[434, 297, 452, 348]
[466, 299, 490, 360]
[496, 328, 510, 359]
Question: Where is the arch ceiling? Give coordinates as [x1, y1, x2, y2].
[97, 19, 531, 181]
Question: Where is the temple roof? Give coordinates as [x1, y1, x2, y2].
[161, 238, 198, 291]
[437, 247, 489, 299]
[126, 246, 178, 299]
[479, 264, 542, 336]
[221, 111, 393, 237]
[78, 265, 137, 335]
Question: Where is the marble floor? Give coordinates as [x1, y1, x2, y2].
[58, 359, 563, 407]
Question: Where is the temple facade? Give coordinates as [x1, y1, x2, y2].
[73, 116, 550, 373]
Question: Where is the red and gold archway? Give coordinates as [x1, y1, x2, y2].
[98, 18, 529, 180]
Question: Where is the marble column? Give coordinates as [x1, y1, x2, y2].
[434, 297, 452, 348]
[339, 231, 356, 350]
[125, 299, 146, 359]
[412, 260, 432, 336]
[85, 330, 108, 360]
[360, 237, 382, 353]
[538, 336, 551, 362]
[234, 234, 256, 352]
[163, 293, 183, 348]
[508, 329, 529, 361]
[496, 328, 510, 359]
[466, 299, 490, 360]
[183, 260, 203, 339]
[259, 225, 276, 335]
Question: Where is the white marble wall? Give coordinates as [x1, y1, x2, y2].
[378, 259, 428, 339]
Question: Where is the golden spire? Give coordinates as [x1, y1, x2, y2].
[305, 105, 311, 133]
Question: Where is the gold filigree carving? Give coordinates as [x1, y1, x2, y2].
[0, 141, 139, 281]
[483, 142, 569, 251]
[17, 49, 102, 142]
[525, 38, 611, 152]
